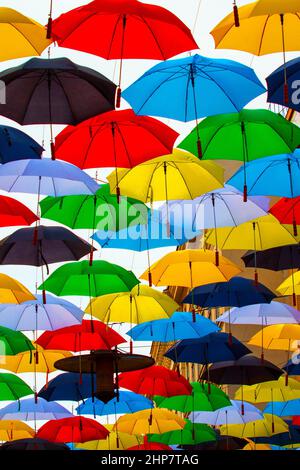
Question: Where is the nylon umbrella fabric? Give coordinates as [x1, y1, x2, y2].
[0, 348, 72, 374]
[283, 357, 300, 376]
[263, 399, 300, 417]
[0, 274, 35, 304]
[0, 196, 38, 228]
[38, 372, 95, 402]
[0, 373, 33, 401]
[270, 196, 300, 229]
[267, 58, 300, 112]
[0, 397, 73, 421]
[114, 409, 186, 435]
[76, 392, 153, 416]
[219, 414, 288, 438]
[37, 416, 109, 443]
[217, 302, 300, 326]
[242, 245, 300, 271]
[248, 324, 300, 351]
[0, 421, 35, 441]
[235, 378, 300, 403]
[77, 424, 140, 450]
[0, 326, 33, 355]
[0, 125, 43, 163]
[277, 271, 300, 297]
[0, 438, 70, 451]
[189, 400, 264, 426]
[147, 420, 217, 446]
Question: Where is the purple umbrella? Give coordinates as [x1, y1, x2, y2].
[217, 302, 300, 326]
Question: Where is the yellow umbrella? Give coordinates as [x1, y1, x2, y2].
[0, 274, 35, 304]
[0, 346, 72, 374]
[235, 377, 300, 403]
[85, 285, 179, 324]
[243, 441, 273, 450]
[220, 414, 288, 438]
[77, 425, 141, 450]
[114, 409, 185, 435]
[0, 8, 51, 61]
[248, 324, 300, 351]
[0, 420, 35, 441]
[277, 271, 300, 297]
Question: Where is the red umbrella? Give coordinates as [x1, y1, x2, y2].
[35, 320, 125, 352]
[270, 197, 300, 236]
[128, 438, 172, 450]
[292, 416, 300, 426]
[0, 195, 38, 227]
[37, 416, 109, 443]
[118, 365, 192, 396]
[54, 109, 179, 169]
[51, 0, 198, 106]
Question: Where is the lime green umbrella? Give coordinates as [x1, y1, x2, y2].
[0, 326, 34, 355]
[148, 419, 216, 445]
[154, 382, 231, 412]
[38, 260, 140, 297]
[0, 373, 33, 401]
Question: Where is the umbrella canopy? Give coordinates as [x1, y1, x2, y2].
[114, 409, 185, 435]
[148, 420, 216, 446]
[283, 357, 300, 376]
[118, 365, 192, 397]
[0, 373, 33, 400]
[128, 439, 172, 451]
[0, 397, 72, 421]
[263, 399, 300, 417]
[0, 225, 95, 268]
[77, 424, 140, 450]
[0, 125, 43, 163]
[0, 159, 99, 196]
[154, 382, 231, 413]
[219, 414, 288, 438]
[36, 320, 125, 352]
[0, 7, 50, 61]
[39, 260, 139, 297]
[140, 249, 241, 288]
[248, 324, 300, 351]
[0, 421, 34, 441]
[0, 438, 70, 451]
[85, 285, 178, 324]
[0, 57, 116, 125]
[127, 311, 220, 342]
[0, 196, 38, 228]
[0, 294, 84, 331]
[267, 57, 300, 112]
[38, 372, 95, 402]
[107, 150, 224, 203]
[0, 348, 72, 374]
[218, 302, 300, 326]
[76, 392, 153, 416]
[253, 425, 300, 446]
[277, 271, 300, 297]
[37, 416, 109, 443]
[55, 109, 178, 169]
[165, 333, 251, 365]
[0, 326, 33, 355]
[189, 400, 263, 426]
[235, 377, 300, 403]
[122, 54, 265, 121]
[270, 196, 300, 229]
[242, 245, 300, 271]
[183, 277, 276, 308]
[181, 433, 249, 451]
[0, 274, 35, 304]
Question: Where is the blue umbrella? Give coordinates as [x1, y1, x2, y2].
[253, 425, 300, 446]
[0, 397, 72, 420]
[228, 151, 300, 198]
[283, 356, 300, 376]
[76, 392, 153, 416]
[0, 159, 99, 196]
[38, 373, 95, 402]
[267, 57, 300, 112]
[183, 277, 276, 308]
[127, 311, 220, 342]
[122, 54, 266, 122]
[164, 333, 251, 365]
[263, 400, 300, 417]
[0, 125, 43, 163]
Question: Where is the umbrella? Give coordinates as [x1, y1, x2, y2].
[181, 433, 249, 451]
[0, 7, 50, 61]
[253, 425, 300, 447]
[35, 320, 125, 352]
[0, 125, 43, 163]
[148, 420, 216, 446]
[263, 399, 300, 417]
[0, 348, 72, 374]
[0, 195, 38, 228]
[217, 302, 300, 326]
[219, 414, 288, 439]
[277, 271, 300, 298]
[270, 197, 300, 237]
[0, 421, 35, 441]
[283, 357, 300, 376]
[128, 439, 172, 451]
[0, 397, 72, 421]
[0, 326, 33, 355]
[242, 245, 300, 271]
[114, 409, 185, 435]
[164, 333, 251, 365]
[154, 382, 231, 413]
[122, 54, 265, 123]
[54, 109, 179, 169]
[189, 400, 263, 426]
[183, 277, 276, 308]
[126, 311, 220, 342]
[0, 294, 84, 331]
[267, 57, 300, 112]
[235, 377, 300, 403]
[77, 424, 140, 450]
[37, 416, 109, 443]
[0, 438, 70, 451]
[0, 274, 35, 304]
[38, 372, 95, 402]
[38, 260, 139, 297]
[248, 324, 300, 351]
[118, 365, 192, 397]
[76, 392, 153, 416]
[0, 373, 33, 400]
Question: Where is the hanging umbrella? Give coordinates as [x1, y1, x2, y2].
[283, 357, 300, 376]
[35, 320, 125, 352]
[267, 57, 300, 112]
[77, 424, 140, 450]
[114, 409, 185, 435]
[76, 392, 153, 416]
[154, 382, 231, 413]
[219, 414, 288, 439]
[0, 397, 72, 421]
[0, 421, 35, 441]
[0, 195, 38, 228]
[0, 438, 70, 451]
[128, 438, 172, 451]
[277, 272, 300, 298]
[189, 400, 264, 426]
[0, 347, 72, 374]
[164, 333, 251, 365]
[38, 260, 139, 297]
[242, 245, 300, 271]
[248, 325, 300, 351]
[127, 311, 220, 342]
[235, 377, 300, 404]
[270, 197, 300, 237]
[37, 416, 109, 443]
[217, 302, 300, 326]
[183, 277, 276, 309]
[263, 399, 300, 417]
[118, 365, 192, 397]
[0, 326, 33, 355]
[148, 420, 216, 446]
[54, 109, 179, 169]
[122, 54, 265, 124]
[0, 373, 33, 400]
[181, 433, 249, 451]
[38, 372, 95, 402]
[0, 125, 43, 163]
[0, 7, 51, 61]
[0, 274, 35, 304]
[253, 425, 300, 447]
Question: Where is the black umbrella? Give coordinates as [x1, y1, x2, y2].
[242, 245, 300, 271]
[181, 433, 248, 451]
[0, 438, 70, 451]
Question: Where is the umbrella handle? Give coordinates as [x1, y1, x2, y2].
[46, 0, 53, 39]
[148, 271, 152, 287]
[115, 87, 122, 109]
[197, 139, 202, 159]
[243, 185, 247, 203]
[233, 2, 240, 27]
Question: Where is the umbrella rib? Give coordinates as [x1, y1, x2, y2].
[20, 73, 46, 124]
[7, 23, 42, 55]
[175, 163, 194, 199]
[257, 16, 270, 56]
[138, 17, 166, 59]
[199, 122, 231, 157]
[115, 122, 133, 167]
[80, 122, 107, 168]
[53, 73, 78, 123]
[106, 13, 123, 58]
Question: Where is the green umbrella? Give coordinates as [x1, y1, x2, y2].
[148, 419, 216, 445]
[0, 373, 33, 401]
[38, 260, 140, 297]
[154, 382, 231, 413]
[0, 326, 34, 355]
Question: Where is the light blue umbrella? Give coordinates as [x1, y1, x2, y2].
[122, 54, 266, 122]
[189, 400, 263, 425]
[0, 159, 99, 196]
[217, 302, 300, 326]
[76, 391, 153, 416]
[0, 397, 72, 420]
[0, 294, 84, 331]
[263, 400, 300, 417]
[127, 311, 220, 342]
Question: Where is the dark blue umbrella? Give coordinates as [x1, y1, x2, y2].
[38, 372, 95, 402]
[267, 57, 300, 112]
[0, 125, 43, 163]
[283, 355, 300, 376]
[253, 425, 300, 446]
[164, 333, 251, 365]
[183, 277, 276, 308]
